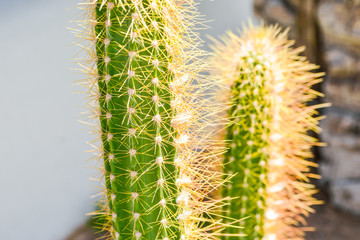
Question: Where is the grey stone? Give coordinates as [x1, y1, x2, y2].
[254, 0, 295, 27]
[321, 109, 360, 138]
[331, 180, 360, 215]
[320, 110, 360, 180]
[324, 48, 358, 77]
[324, 75, 360, 111]
[320, 143, 360, 180]
[284, 0, 299, 9]
[318, 0, 360, 51]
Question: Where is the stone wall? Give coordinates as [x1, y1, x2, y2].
[254, 0, 360, 214]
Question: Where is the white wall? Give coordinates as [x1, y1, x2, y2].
[199, 0, 258, 48]
[0, 0, 255, 239]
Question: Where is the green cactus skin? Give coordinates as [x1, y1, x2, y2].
[94, 1, 179, 239]
[222, 55, 270, 240]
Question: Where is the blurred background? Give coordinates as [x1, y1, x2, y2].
[253, 1, 360, 239]
[0, 0, 359, 239]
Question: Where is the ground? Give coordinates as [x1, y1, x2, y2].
[67, 192, 360, 240]
[305, 192, 360, 240]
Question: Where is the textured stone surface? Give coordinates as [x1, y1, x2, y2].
[321, 111, 360, 140]
[254, 0, 295, 27]
[317, 1, 360, 209]
[318, 0, 360, 51]
[325, 75, 360, 111]
[284, 0, 299, 9]
[319, 0, 360, 112]
[320, 110, 360, 181]
[331, 180, 360, 215]
[324, 48, 358, 77]
[320, 144, 360, 180]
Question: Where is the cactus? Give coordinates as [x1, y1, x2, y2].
[74, 0, 226, 239]
[210, 24, 326, 240]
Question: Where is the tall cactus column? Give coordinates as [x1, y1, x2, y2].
[211, 25, 326, 240]
[76, 0, 227, 239]
[94, 1, 180, 239]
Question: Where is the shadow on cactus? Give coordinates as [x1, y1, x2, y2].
[74, 0, 227, 239]
[210, 23, 328, 240]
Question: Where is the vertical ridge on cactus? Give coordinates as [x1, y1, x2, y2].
[210, 24, 326, 240]
[74, 0, 227, 239]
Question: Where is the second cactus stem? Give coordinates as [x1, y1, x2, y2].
[211, 24, 326, 240]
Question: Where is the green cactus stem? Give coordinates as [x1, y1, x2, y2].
[75, 0, 228, 239]
[211, 24, 326, 240]
[94, 1, 179, 239]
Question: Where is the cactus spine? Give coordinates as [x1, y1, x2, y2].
[75, 0, 226, 239]
[211, 24, 326, 240]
